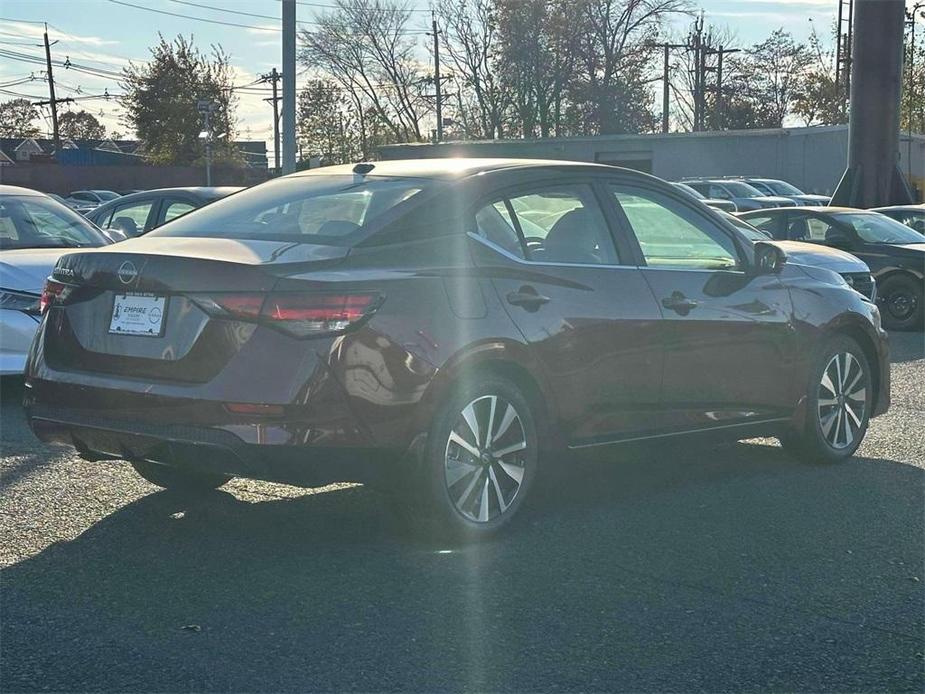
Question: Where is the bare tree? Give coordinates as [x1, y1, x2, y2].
[749, 28, 813, 127]
[435, 0, 507, 139]
[299, 0, 427, 148]
[577, 0, 686, 134]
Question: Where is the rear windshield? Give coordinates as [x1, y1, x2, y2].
[150, 175, 434, 246]
[0, 195, 110, 250]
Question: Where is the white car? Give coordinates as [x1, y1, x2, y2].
[0, 185, 112, 375]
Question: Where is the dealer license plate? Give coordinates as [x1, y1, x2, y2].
[109, 293, 166, 337]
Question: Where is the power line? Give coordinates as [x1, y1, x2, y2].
[286, 0, 431, 13]
[107, 0, 284, 31]
[0, 16, 45, 24]
[109, 0, 429, 35]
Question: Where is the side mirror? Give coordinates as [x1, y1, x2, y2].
[753, 241, 786, 275]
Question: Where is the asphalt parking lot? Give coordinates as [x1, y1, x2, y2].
[1, 332, 923, 693]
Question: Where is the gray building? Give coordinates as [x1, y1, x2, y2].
[380, 125, 925, 199]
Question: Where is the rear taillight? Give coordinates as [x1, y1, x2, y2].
[40, 279, 66, 315]
[191, 292, 382, 337]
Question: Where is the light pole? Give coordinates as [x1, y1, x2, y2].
[197, 100, 217, 186]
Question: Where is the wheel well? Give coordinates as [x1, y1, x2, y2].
[455, 359, 550, 429]
[835, 324, 882, 412]
[877, 269, 920, 290]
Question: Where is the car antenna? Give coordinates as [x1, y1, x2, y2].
[353, 163, 375, 175]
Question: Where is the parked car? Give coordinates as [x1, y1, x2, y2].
[85, 186, 242, 238]
[738, 206, 925, 330]
[64, 190, 120, 213]
[871, 204, 925, 236]
[671, 182, 737, 212]
[680, 179, 796, 211]
[25, 160, 889, 538]
[0, 185, 111, 375]
[733, 178, 830, 207]
[721, 211, 875, 300]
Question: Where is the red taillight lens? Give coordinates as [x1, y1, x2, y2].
[211, 294, 265, 320]
[191, 292, 381, 337]
[262, 293, 379, 336]
[40, 279, 66, 315]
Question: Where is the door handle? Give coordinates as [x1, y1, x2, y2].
[661, 292, 699, 315]
[506, 287, 551, 311]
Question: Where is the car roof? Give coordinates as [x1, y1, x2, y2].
[0, 185, 46, 197]
[740, 206, 862, 215]
[290, 158, 623, 180]
[90, 186, 242, 207]
[872, 204, 925, 212]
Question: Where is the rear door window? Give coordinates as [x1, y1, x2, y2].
[804, 216, 837, 241]
[161, 199, 197, 224]
[475, 185, 619, 265]
[474, 201, 526, 258]
[108, 200, 155, 236]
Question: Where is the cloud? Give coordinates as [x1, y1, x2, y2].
[7, 21, 120, 47]
[246, 25, 278, 35]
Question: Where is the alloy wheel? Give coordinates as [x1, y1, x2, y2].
[817, 352, 867, 450]
[443, 395, 528, 523]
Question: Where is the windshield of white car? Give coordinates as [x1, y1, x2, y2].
[764, 180, 804, 196]
[833, 212, 925, 244]
[0, 196, 110, 250]
[721, 181, 765, 197]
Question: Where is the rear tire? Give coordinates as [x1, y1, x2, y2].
[779, 335, 872, 464]
[412, 375, 539, 541]
[878, 274, 923, 331]
[131, 460, 231, 492]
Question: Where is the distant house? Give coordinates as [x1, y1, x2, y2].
[0, 137, 267, 169]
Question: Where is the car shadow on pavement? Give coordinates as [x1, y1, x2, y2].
[1, 439, 922, 693]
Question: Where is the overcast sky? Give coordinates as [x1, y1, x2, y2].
[1, 0, 843, 163]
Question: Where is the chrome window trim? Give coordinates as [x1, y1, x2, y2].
[467, 232, 637, 270]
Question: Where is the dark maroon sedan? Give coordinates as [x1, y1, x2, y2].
[25, 159, 889, 538]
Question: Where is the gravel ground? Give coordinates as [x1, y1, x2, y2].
[1, 332, 923, 693]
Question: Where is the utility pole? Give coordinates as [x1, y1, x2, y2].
[653, 41, 687, 133]
[42, 24, 61, 152]
[710, 46, 739, 130]
[281, 0, 297, 173]
[662, 44, 670, 133]
[262, 68, 282, 174]
[432, 12, 443, 142]
[689, 16, 705, 132]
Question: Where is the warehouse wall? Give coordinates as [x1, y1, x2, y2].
[380, 126, 925, 200]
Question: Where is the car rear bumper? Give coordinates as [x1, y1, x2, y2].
[27, 402, 403, 487]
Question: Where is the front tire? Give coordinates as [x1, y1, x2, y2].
[131, 460, 231, 492]
[417, 375, 539, 540]
[878, 274, 923, 331]
[779, 335, 872, 464]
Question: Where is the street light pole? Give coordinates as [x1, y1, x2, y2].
[198, 100, 216, 187]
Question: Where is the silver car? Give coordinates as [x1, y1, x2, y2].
[0, 186, 111, 375]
